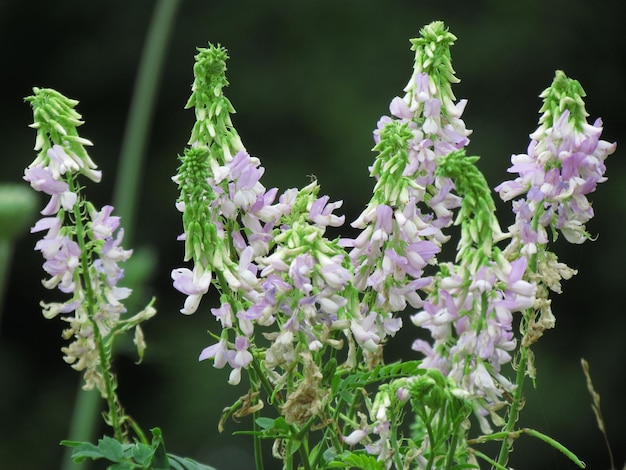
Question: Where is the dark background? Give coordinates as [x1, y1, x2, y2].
[1, 1, 625, 469]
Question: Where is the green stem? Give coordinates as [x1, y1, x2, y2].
[247, 365, 265, 470]
[472, 449, 510, 470]
[60, 386, 100, 470]
[389, 413, 404, 470]
[444, 400, 468, 470]
[522, 428, 585, 468]
[0, 239, 11, 332]
[496, 345, 528, 465]
[497, 206, 544, 465]
[298, 438, 313, 470]
[112, 0, 181, 242]
[250, 356, 283, 406]
[62, 0, 181, 456]
[252, 408, 265, 470]
[423, 413, 437, 469]
[127, 416, 149, 445]
[72, 193, 123, 441]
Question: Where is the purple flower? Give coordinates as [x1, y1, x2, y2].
[226, 151, 266, 210]
[91, 205, 120, 240]
[412, 257, 535, 418]
[199, 338, 231, 367]
[24, 166, 77, 215]
[45, 144, 81, 179]
[40, 236, 81, 293]
[211, 303, 234, 329]
[342, 429, 368, 446]
[350, 312, 381, 352]
[232, 336, 253, 368]
[288, 254, 315, 294]
[171, 267, 212, 314]
[309, 196, 345, 227]
[344, 62, 471, 361]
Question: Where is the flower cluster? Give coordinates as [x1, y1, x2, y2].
[172, 46, 359, 393]
[496, 70, 616, 251]
[24, 88, 155, 396]
[412, 255, 535, 431]
[493, 70, 616, 355]
[348, 22, 531, 441]
[22, 19, 611, 470]
[170, 23, 612, 470]
[342, 21, 471, 363]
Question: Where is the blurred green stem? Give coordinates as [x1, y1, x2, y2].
[113, 0, 182, 240]
[61, 1, 180, 468]
[0, 239, 10, 326]
[0, 184, 37, 330]
[61, 387, 100, 470]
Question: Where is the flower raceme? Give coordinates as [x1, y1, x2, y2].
[172, 45, 362, 391]
[24, 88, 155, 404]
[496, 71, 616, 251]
[342, 22, 471, 366]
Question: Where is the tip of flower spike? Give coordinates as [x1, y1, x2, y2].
[192, 43, 230, 87]
[539, 70, 589, 130]
[409, 21, 459, 99]
[414, 21, 458, 47]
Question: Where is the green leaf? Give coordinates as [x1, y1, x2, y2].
[322, 447, 338, 463]
[330, 374, 340, 394]
[287, 438, 301, 457]
[107, 463, 134, 470]
[167, 453, 218, 470]
[328, 452, 385, 470]
[62, 441, 103, 462]
[322, 357, 337, 382]
[149, 428, 170, 469]
[271, 416, 290, 432]
[336, 361, 424, 393]
[131, 443, 153, 467]
[97, 436, 125, 462]
[60, 440, 83, 448]
[255, 417, 275, 430]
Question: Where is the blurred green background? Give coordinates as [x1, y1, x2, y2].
[1, 1, 625, 469]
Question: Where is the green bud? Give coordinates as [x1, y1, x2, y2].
[410, 373, 446, 410]
[539, 70, 588, 132]
[25, 88, 98, 182]
[186, 44, 242, 156]
[174, 146, 217, 266]
[410, 21, 459, 102]
[371, 120, 416, 206]
[436, 150, 503, 267]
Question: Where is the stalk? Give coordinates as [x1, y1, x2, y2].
[62, 3, 180, 466]
[496, 333, 529, 466]
[113, 0, 181, 240]
[71, 186, 124, 441]
[496, 201, 545, 465]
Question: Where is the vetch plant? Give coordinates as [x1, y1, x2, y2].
[23, 20, 616, 470]
[23, 88, 214, 469]
[169, 20, 615, 469]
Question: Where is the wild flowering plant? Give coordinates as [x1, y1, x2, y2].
[23, 88, 213, 469]
[24, 20, 615, 470]
[170, 20, 615, 469]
